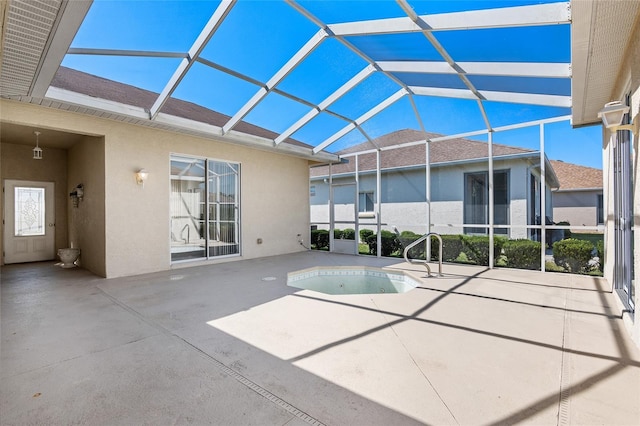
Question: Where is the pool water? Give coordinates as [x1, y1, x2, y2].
[287, 266, 419, 295]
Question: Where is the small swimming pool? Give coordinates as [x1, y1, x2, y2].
[287, 266, 420, 295]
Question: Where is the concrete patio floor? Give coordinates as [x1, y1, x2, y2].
[1, 251, 639, 425]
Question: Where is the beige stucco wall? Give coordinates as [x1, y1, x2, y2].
[0, 142, 68, 264]
[1, 99, 310, 278]
[606, 16, 640, 345]
[68, 136, 106, 277]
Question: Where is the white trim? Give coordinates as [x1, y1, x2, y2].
[328, 2, 570, 36]
[223, 29, 328, 134]
[31, 1, 93, 97]
[42, 87, 340, 163]
[379, 61, 571, 78]
[313, 88, 407, 154]
[150, 0, 236, 119]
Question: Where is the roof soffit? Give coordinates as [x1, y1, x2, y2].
[571, 0, 640, 126]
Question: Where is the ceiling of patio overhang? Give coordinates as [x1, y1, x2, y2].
[0, 0, 617, 161]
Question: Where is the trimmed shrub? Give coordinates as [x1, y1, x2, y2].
[342, 228, 356, 240]
[366, 230, 401, 257]
[440, 234, 464, 262]
[359, 229, 374, 244]
[429, 235, 445, 261]
[311, 229, 330, 250]
[397, 230, 426, 260]
[503, 239, 541, 270]
[333, 228, 344, 240]
[552, 238, 594, 273]
[460, 235, 507, 266]
[596, 239, 604, 272]
[545, 261, 566, 272]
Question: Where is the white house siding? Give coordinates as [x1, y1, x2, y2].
[553, 190, 600, 228]
[380, 202, 429, 234]
[310, 157, 543, 240]
[510, 198, 529, 239]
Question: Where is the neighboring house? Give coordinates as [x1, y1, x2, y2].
[310, 129, 559, 239]
[550, 160, 604, 229]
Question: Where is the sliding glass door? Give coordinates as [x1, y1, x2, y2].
[170, 154, 240, 262]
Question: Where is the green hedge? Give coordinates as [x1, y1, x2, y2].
[440, 234, 465, 262]
[596, 240, 604, 272]
[315, 226, 599, 275]
[460, 235, 506, 266]
[365, 230, 401, 257]
[342, 228, 356, 240]
[359, 229, 374, 244]
[397, 231, 426, 260]
[310, 229, 329, 250]
[552, 238, 594, 273]
[503, 239, 541, 270]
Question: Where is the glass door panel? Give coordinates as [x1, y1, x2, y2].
[170, 156, 206, 261]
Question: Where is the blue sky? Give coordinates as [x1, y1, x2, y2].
[61, 0, 603, 169]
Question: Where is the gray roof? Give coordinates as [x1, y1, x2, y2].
[50, 67, 310, 149]
[311, 129, 533, 177]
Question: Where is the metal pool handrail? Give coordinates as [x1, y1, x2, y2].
[402, 232, 443, 277]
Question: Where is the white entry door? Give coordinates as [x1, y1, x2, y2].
[3, 180, 55, 263]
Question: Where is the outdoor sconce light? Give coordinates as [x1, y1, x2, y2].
[135, 169, 148, 187]
[33, 131, 43, 160]
[598, 101, 639, 137]
[70, 184, 84, 208]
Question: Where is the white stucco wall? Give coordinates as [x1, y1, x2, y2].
[1, 100, 310, 278]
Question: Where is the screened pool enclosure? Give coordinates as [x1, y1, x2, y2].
[310, 115, 610, 279]
[0, 1, 629, 297]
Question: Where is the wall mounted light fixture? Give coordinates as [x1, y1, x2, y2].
[33, 131, 43, 160]
[598, 101, 639, 137]
[135, 169, 149, 187]
[70, 184, 84, 208]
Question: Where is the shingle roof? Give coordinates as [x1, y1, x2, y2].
[550, 160, 602, 190]
[50, 67, 310, 148]
[311, 129, 533, 177]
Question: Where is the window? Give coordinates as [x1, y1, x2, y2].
[464, 170, 509, 234]
[359, 191, 374, 212]
[597, 194, 604, 225]
[14, 187, 45, 236]
[170, 154, 240, 262]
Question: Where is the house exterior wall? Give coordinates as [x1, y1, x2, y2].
[0, 142, 68, 263]
[68, 136, 106, 277]
[552, 190, 601, 228]
[606, 17, 640, 345]
[311, 158, 537, 240]
[1, 100, 310, 278]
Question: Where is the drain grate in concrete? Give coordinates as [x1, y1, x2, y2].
[98, 286, 324, 425]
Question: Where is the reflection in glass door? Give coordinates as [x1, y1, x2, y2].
[613, 105, 634, 310]
[170, 155, 240, 262]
